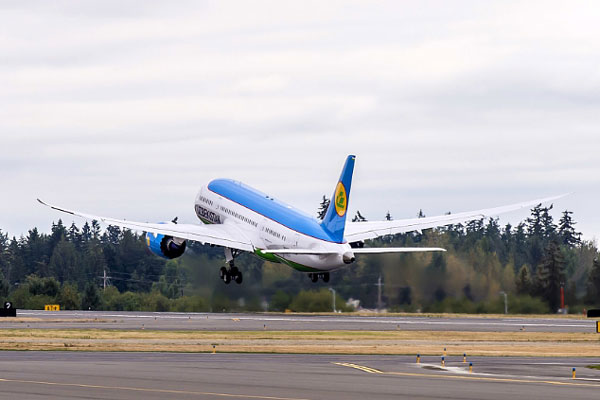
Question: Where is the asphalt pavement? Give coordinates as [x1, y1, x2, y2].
[0, 352, 598, 400]
[9, 310, 597, 333]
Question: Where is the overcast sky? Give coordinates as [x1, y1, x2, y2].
[1, 0, 599, 240]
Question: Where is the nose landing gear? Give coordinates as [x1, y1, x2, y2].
[308, 272, 330, 283]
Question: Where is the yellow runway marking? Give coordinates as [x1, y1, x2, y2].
[332, 363, 600, 388]
[0, 377, 311, 400]
[332, 362, 382, 374]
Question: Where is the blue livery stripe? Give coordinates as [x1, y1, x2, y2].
[207, 179, 341, 243]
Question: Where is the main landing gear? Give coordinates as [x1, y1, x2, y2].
[221, 248, 243, 285]
[220, 263, 243, 284]
[308, 272, 330, 283]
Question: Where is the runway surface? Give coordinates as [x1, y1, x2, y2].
[0, 352, 598, 399]
[11, 310, 597, 333]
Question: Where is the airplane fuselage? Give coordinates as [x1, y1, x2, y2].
[194, 179, 353, 272]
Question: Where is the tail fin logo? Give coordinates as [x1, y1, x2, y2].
[334, 182, 347, 217]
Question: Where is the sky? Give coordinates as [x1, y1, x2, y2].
[1, 0, 599, 241]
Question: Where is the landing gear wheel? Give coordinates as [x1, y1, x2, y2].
[310, 273, 318, 283]
[219, 266, 227, 280]
[223, 271, 232, 284]
[322, 273, 330, 283]
[235, 272, 243, 284]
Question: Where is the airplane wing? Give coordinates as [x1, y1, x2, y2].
[260, 247, 445, 255]
[37, 199, 254, 252]
[344, 194, 569, 243]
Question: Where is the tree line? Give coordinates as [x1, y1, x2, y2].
[0, 202, 598, 313]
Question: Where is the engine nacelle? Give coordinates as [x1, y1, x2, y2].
[146, 232, 187, 259]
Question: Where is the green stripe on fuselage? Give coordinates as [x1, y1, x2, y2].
[253, 249, 323, 272]
[254, 248, 280, 263]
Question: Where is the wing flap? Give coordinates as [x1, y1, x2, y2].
[37, 199, 254, 252]
[258, 249, 335, 255]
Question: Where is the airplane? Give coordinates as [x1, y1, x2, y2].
[38, 155, 565, 285]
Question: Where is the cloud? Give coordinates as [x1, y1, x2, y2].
[0, 0, 598, 240]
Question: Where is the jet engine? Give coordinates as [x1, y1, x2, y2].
[146, 232, 186, 259]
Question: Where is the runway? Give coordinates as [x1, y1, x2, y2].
[11, 310, 596, 333]
[0, 352, 598, 399]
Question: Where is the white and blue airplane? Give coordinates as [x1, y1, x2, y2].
[38, 155, 564, 284]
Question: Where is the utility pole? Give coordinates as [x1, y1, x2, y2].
[376, 275, 383, 312]
[101, 269, 111, 291]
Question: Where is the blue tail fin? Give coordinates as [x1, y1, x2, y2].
[321, 155, 356, 243]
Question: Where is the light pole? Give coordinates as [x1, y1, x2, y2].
[328, 288, 336, 313]
[499, 291, 508, 314]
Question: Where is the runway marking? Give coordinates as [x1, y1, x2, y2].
[0, 377, 311, 400]
[332, 363, 600, 388]
[332, 362, 382, 374]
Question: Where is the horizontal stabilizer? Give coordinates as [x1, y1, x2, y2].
[351, 247, 446, 253]
[258, 247, 445, 255]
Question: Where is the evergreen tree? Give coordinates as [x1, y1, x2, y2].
[0, 231, 7, 287]
[385, 211, 392, 221]
[483, 218, 503, 255]
[83, 238, 107, 288]
[91, 220, 101, 240]
[80, 222, 92, 243]
[500, 223, 513, 264]
[23, 228, 49, 280]
[513, 223, 528, 268]
[417, 209, 426, 218]
[49, 238, 80, 284]
[317, 196, 330, 220]
[352, 211, 367, 222]
[586, 257, 600, 304]
[526, 204, 544, 237]
[536, 241, 566, 312]
[6, 238, 26, 284]
[558, 210, 581, 247]
[81, 282, 101, 310]
[104, 225, 122, 245]
[67, 222, 81, 248]
[515, 265, 532, 295]
[0, 270, 9, 298]
[540, 205, 556, 240]
[49, 220, 67, 252]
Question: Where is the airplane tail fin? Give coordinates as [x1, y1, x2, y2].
[321, 155, 355, 243]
